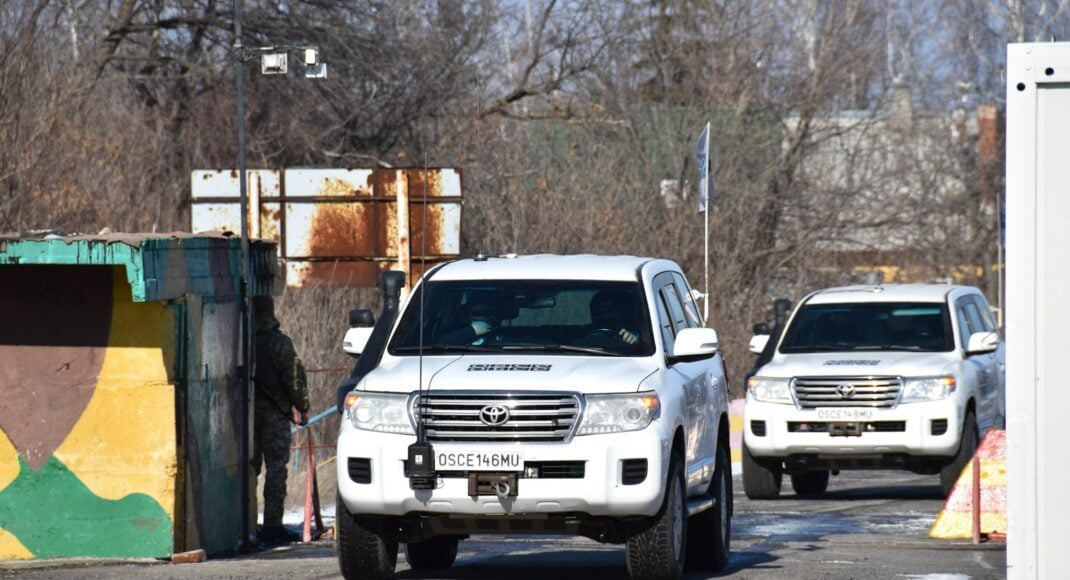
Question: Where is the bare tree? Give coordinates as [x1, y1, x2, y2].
[4, 0, 1069, 394]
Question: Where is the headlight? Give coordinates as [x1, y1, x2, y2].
[900, 376, 955, 403]
[747, 377, 794, 404]
[344, 392, 415, 434]
[577, 393, 660, 435]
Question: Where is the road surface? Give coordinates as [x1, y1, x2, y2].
[2, 470, 1006, 579]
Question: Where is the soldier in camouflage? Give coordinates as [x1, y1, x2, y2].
[251, 295, 310, 543]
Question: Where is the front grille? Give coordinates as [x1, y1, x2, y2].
[348, 458, 371, 484]
[792, 376, 902, 408]
[415, 391, 580, 443]
[621, 459, 648, 485]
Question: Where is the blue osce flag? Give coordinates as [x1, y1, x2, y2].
[695, 122, 712, 213]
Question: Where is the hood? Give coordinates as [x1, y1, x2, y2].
[757, 350, 958, 379]
[361, 354, 659, 394]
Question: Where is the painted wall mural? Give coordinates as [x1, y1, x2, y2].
[0, 233, 280, 560]
[0, 265, 176, 559]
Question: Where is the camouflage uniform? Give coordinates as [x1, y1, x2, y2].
[251, 301, 310, 531]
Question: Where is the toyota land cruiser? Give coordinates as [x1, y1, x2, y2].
[335, 255, 733, 579]
[743, 283, 1004, 498]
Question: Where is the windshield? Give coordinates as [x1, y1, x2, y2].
[779, 302, 954, 353]
[388, 280, 655, 357]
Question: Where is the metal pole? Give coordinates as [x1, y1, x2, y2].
[701, 121, 711, 324]
[234, 0, 253, 550]
[997, 206, 1004, 328]
[972, 454, 982, 544]
[703, 158, 710, 324]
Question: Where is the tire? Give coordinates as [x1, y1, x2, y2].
[336, 492, 398, 580]
[940, 410, 978, 497]
[404, 536, 459, 570]
[685, 444, 732, 572]
[626, 452, 686, 580]
[742, 444, 782, 499]
[790, 470, 830, 496]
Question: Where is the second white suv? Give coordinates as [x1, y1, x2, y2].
[743, 283, 1004, 498]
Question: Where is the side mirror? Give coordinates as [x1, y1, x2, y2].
[753, 322, 770, 335]
[342, 308, 376, 357]
[749, 334, 770, 354]
[342, 327, 374, 357]
[671, 328, 719, 363]
[966, 330, 1000, 355]
[349, 308, 375, 328]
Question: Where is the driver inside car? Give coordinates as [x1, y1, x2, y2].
[585, 290, 640, 345]
[440, 297, 501, 345]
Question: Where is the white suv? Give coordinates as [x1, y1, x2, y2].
[743, 284, 1004, 498]
[335, 255, 733, 580]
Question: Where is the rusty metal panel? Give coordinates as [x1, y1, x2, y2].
[283, 169, 377, 259]
[190, 170, 282, 240]
[190, 168, 462, 288]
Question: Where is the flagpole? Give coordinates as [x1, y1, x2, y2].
[702, 121, 711, 324]
[704, 174, 709, 323]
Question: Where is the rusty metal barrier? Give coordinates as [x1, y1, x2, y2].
[292, 428, 330, 543]
[288, 366, 350, 543]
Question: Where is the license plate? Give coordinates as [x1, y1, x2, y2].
[815, 408, 874, 421]
[436, 449, 524, 471]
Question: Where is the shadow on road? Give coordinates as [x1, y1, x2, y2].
[802, 483, 945, 501]
[396, 548, 624, 580]
[392, 546, 781, 579]
[737, 480, 945, 503]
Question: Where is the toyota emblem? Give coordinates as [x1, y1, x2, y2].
[835, 384, 856, 399]
[479, 404, 511, 426]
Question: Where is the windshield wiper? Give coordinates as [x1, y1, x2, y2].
[393, 344, 498, 354]
[500, 344, 622, 356]
[879, 344, 928, 352]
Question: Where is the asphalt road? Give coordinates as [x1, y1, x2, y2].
[2, 470, 1006, 579]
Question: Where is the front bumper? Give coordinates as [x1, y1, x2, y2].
[336, 420, 672, 519]
[743, 396, 962, 460]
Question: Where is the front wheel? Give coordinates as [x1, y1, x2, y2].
[404, 536, 459, 570]
[742, 444, 782, 499]
[626, 452, 686, 580]
[940, 410, 978, 497]
[685, 444, 731, 572]
[790, 470, 830, 496]
[336, 493, 398, 580]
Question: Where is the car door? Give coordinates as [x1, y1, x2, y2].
[653, 272, 713, 492]
[972, 296, 1006, 426]
[672, 272, 728, 453]
[964, 296, 1001, 431]
[954, 296, 993, 430]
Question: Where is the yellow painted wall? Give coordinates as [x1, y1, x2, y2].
[53, 268, 177, 519]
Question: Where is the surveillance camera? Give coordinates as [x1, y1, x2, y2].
[261, 52, 287, 75]
[304, 63, 327, 79]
